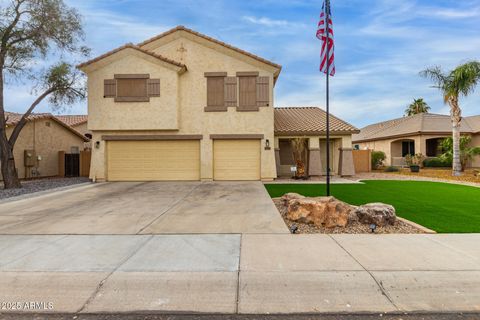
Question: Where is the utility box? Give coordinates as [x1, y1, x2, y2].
[24, 150, 37, 167]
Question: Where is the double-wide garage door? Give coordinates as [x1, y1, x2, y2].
[106, 139, 261, 181]
[107, 140, 200, 181]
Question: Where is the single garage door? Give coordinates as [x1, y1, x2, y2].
[107, 140, 200, 181]
[213, 140, 260, 180]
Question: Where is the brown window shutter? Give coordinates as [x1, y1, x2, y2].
[207, 76, 225, 107]
[147, 79, 160, 97]
[224, 77, 237, 107]
[238, 76, 257, 109]
[256, 76, 270, 107]
[104, 79, 116, 98]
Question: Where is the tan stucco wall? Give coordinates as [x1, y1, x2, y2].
[85, 34, 277, 181]
[2, 119, 86, 179]
[72, 122, 89, 136]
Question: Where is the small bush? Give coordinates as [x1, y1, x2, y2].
[384, 166, 399, 172]
[371, 151, 386, 169]
[423, 157, 452, 168]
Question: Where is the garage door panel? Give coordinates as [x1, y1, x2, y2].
[107, 140, 200, 181]
[213, 140, 260, 181]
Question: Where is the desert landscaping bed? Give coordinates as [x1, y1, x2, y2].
[272, 198, 424, 234]
[0, 177, 90, 200]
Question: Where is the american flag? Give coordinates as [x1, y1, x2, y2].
[316, 0, 335, 76]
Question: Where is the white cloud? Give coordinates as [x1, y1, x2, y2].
[242, 16, 305, 28]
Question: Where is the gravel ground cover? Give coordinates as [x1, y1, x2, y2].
[0, 177, 90, 200]
[272, 198, 423, 234]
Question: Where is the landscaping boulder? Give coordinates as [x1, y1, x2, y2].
[354, 203, 396, 226]
[280, 192, 305, 206]
[286, 196, 355, 228]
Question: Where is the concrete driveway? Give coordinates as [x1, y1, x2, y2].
[0, 181, 288, 234]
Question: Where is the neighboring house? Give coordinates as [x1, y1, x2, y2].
[2, 112, 89, 179]
[353, 113, 480, 168]
[55, 115, 90, 137]
[78, 26, 357, 181]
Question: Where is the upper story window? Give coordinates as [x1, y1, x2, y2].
[204, 71, 270, 112]
[103, 74, 160, 102]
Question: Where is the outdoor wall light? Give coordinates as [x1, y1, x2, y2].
[95, 141, 100, 149]
[369, 223, 377, 233]
[265, 139, 271, 150]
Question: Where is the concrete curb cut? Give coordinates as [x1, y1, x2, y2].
[0, 182, 104, 204]
[397, 217, 437, 234]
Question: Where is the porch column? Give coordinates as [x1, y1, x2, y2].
[338, 147, 355, 176]
[308, 137, 322, 176]
[274, 137, 281, 178]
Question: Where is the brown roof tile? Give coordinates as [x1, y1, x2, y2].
[77, 43, 186, 69]
[274, 107, 359, 136]
[138, 26, 282, 73]
[55, 115, 88, 127]
[352, 113, 480, 142]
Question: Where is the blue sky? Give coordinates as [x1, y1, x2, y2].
[4, 0, 480, 128]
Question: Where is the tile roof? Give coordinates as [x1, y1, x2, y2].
[55, 115, 88, 127]
[274, 107, 359, 136]
[77, 43, 186, 69]
[138, 26, 282, 72]
[4, 112, 89, 141]
[352, 113, 480, 142]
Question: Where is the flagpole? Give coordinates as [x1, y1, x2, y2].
[325, 0, 331, 196]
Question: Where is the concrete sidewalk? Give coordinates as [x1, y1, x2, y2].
[0, 234, 479, 314]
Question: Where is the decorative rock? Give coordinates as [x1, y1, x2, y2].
[354, 203, 396, 227]
[280, 192, 305, 206]
[286, 196, 354, 228]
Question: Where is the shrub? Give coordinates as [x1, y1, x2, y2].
[384, 166, 399, 172]
[371, 151, 386, 169]
[423, 157, 452, 168]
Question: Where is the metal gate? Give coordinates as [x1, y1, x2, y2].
[64, 153, 80, 177]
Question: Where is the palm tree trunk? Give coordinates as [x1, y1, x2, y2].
[449, 97, 462, 176]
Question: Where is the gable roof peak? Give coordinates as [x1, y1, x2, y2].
[137, 25, 282, 72]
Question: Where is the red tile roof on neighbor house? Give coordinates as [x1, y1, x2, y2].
[274, 107, 359, 136]
[4, 112, 89, 141]
[352, 113, 480, 143]
[55, 115, 88, 127]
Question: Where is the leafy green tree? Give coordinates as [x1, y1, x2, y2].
[0, 0, 89, 189]
[421, 61, 480, 176]
[405, 98, 430, 116]
[440, 136, 480, 171]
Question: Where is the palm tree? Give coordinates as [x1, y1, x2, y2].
[420, 61, 480, 176]
[405, 98, 430, 116]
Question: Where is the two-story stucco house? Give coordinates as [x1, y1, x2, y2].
[78, 26, 357, 182]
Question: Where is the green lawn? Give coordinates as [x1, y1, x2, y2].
[264, 180, 480, 233]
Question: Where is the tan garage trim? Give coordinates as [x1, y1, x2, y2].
[213, 140, 261, 181]
[107, 140, 200, 181]
[102, 135, 203, 141]
[210, 134, 264, 140]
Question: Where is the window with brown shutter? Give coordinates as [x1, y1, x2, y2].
[205, 72, 227, 111]
[224, 76, 237, 107]
[103, 74, 160, 102]
[238, 76, 257, 111]
[256, 76, 270, 107]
